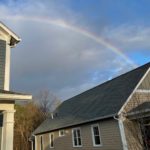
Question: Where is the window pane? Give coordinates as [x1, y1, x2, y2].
[60, 130, 65, 136]
[77, 129, 80, 137]
[93, 126, 99, 135]
[74, 138, 77, 146]
[94, 136, 101, 145]
[51, 140, 53, 147]
[78, 138, 81, 145]
[51, 135, 53, 147]
[51, 134, 53, 139]
[41, 137, 43, 150]
[74, 130, 77, 138]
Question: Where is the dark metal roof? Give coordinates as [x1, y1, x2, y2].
[34, 62, 150, 135]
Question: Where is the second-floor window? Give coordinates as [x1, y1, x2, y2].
[72, 128, 82, 147]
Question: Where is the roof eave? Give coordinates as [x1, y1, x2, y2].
[10, 37, 21, 47]
[0, 22, 21, 46]
[34, 113, 116, 135]
[0, 93, 32, 100]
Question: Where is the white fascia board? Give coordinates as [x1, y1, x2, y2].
[118, 67, 150, 115]
[0, 93, 32, 100]
[0, 22, 21, 42]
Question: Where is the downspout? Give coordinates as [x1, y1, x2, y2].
[114, 115, 128, 150]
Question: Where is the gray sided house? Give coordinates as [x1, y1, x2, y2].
[32, 63, 150, 150]
[0, 22, 32, 150]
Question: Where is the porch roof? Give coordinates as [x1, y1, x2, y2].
[0, 89, 32, 100]
[127, 102, 150, 119]
[129, 102, 150, 113]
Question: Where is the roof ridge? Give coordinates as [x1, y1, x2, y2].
[96, 62, 150, 87]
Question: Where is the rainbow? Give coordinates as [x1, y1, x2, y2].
[1, 15, 137, 67]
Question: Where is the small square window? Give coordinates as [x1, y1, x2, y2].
[59, 130, 65, 137]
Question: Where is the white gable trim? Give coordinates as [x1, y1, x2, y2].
[0, 22, 21, 42]
[118, 67, 150, 115]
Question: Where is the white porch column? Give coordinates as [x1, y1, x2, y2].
[2, 110, 15, 150]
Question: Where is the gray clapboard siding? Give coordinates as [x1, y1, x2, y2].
[0, 40, 6, 89]
[36, 119, 123, 150]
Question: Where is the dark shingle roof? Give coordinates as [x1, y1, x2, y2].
[34, 62, 150, 135]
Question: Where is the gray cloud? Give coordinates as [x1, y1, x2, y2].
[0, 0, 142, 100]
[102, 25, 150, 50]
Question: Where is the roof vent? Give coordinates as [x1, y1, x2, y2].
[51, 113, 54, 119]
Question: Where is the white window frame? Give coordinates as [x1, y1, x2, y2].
[59, 130, 65, 137]
[72, 127, 82, 147]
[35, 136, 37, 150]
[40, 135, 44, 150]
[49, 133, 54, 148]
[91, 124, 102, 147]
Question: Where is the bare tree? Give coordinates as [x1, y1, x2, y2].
[14, 102, 45, 150]
[33, 90, 61, 118]
[14, 90, 61, 150]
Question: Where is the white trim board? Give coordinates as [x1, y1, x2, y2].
[34, 136, 37, 150]
[136, 89, 150, 93]
[0, 22, 21, 42]
[0, 93, 32, 100]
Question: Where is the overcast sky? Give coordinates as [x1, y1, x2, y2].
[0, 0, 150, 100]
